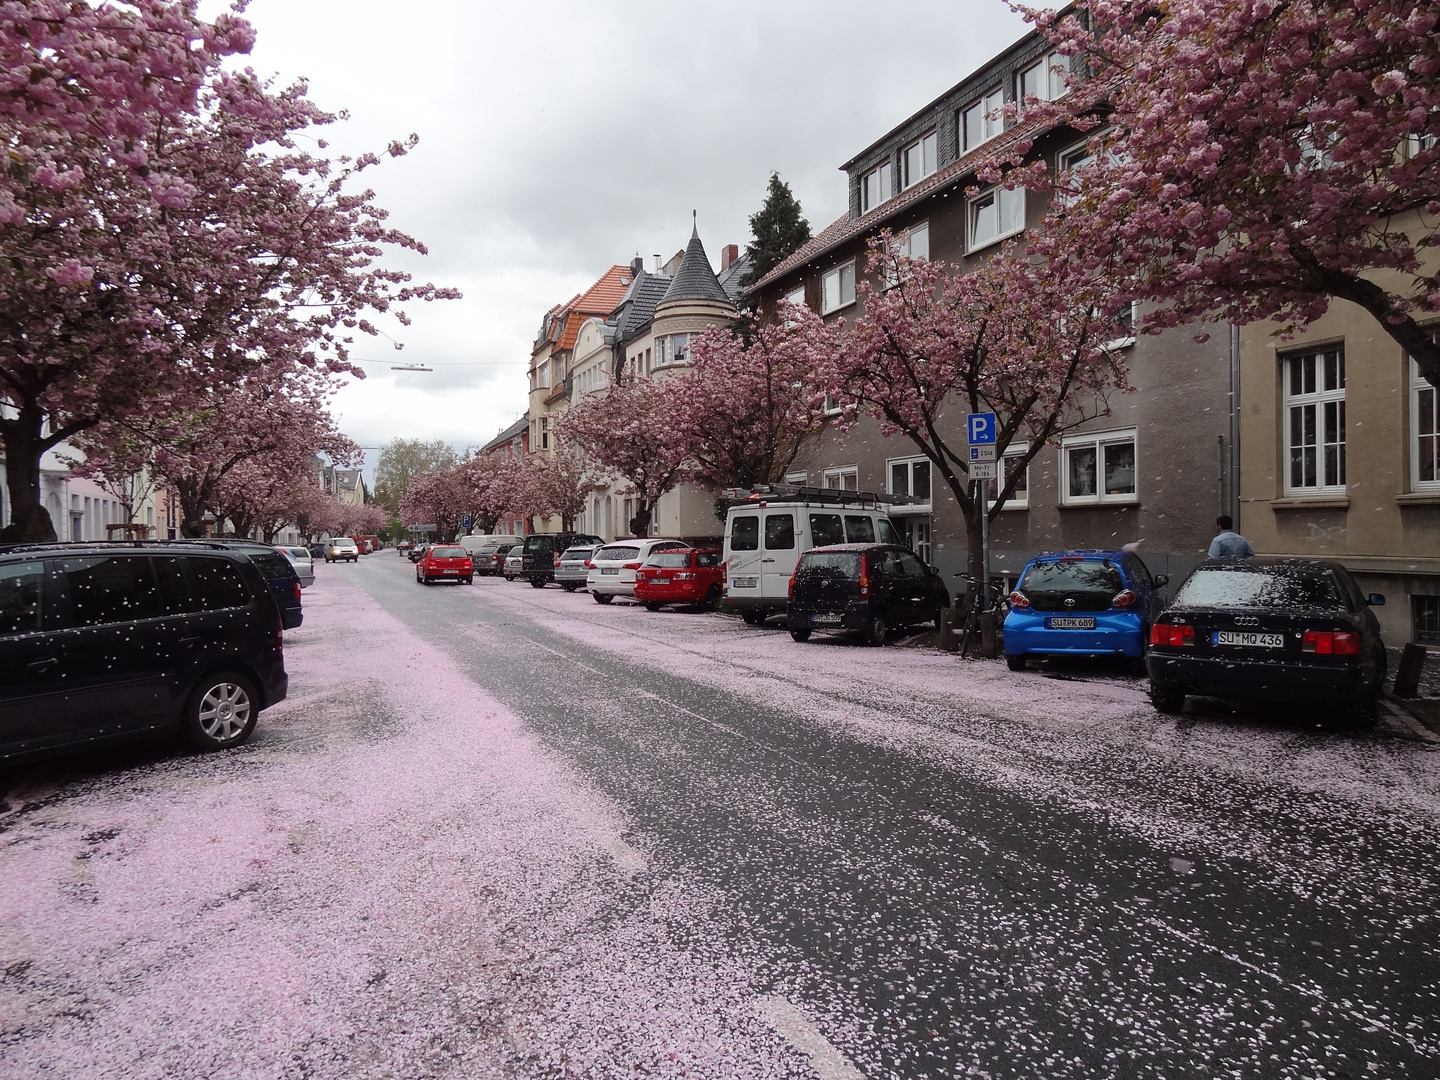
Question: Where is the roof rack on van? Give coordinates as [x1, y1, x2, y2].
[722, 484, 925, 510]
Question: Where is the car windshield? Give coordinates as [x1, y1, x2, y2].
[799, 552, 862, 577]
[430, 547, 467, 558]
[333, 540, 356, 548]
[595, 546, 640, 561]
[647, 553, 691, 568]
[1021, 560, 1123, 595]
[1174, 566, 1349, 610]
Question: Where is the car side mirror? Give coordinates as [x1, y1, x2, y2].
[1367, 593, 1385, 606]
[928, 565, 940, 576]
[1154, 574, 1170, 587]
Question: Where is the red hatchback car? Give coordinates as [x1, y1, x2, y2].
[634, 548, 724, 610]
[416, 545, 474, 585]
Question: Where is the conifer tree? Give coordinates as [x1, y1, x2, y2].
[740, 173, 812, 289]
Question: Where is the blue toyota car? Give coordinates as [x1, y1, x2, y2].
[1003, 550, 1169, 671]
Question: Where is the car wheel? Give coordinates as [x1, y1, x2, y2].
[529, 576, 546, 589]
[1005, 653, 1027, 672]
[864, 610, 888, 647]
[741, 609, 765, 626]
[790, 629, 811, 643]
[504, 574, 514, 582]
[464, 576, 473, 585]
[644, 601, 662, 612]
[593, 592, 613, 604]
[705, 584, 723, 610]
[1149, 684, 1186, 714]
[562, 582, 579, 592]
[184, 671, 259, 751]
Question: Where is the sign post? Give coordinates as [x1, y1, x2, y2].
[966, 413, 997, 618]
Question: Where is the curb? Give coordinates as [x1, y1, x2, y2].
[1380, 693, 1440, 745]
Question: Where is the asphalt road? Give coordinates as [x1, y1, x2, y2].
[351, 557, 1440, 1080]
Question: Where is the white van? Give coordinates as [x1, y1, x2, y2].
[722, 488, 904, 623]
[459, 533, 523, 556]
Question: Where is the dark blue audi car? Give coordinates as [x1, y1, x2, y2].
[1003, 549, 1169, 671]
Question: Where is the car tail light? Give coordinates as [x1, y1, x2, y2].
[624, 561, 642, 570]
[676, 572, 696, 580]
[554, 555, 562, 568]
[1302, 629, 1361, 655]
[788, 573, 796, 598]
[1008, 590, 1030, 608]
[1112, 589, 1137, 608]
[583, 560, 593, 569]
[859, 554, 870, 598]
[275, 612, 285, 653]
[1150, 623, 1195, 647]
[293, 582, 302, 599]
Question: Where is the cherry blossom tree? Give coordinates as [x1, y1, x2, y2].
[1015, 0, 1440, 381]
[670, 306, 835, 489]
[521, 439, 599, 531]
[0, 2, 457, 541]
[825, 233, 1132, 584]
[398, 468, 471, 543]
[559, 379, 687, 537]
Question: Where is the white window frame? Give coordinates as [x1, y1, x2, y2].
[988, 444, 1031, 510]
[861, 161, 893, 213]
[1018, 51, 1068, 106]
[882, 222, 930, 288]
[967, 184, 1025, 252]
[886, 456, 933, 512]
[655, 333, 691, 368]
[783, 471, 808, 485]
[539, 415, 550, 452]
[1106, 300, 1137, 350]
[822, 394, 842, 417]
[1411, 355, 1440, 492]
[1283, 347, 1347, 496]
[821, 261, 856, 315]
[962, 89, 1004, 152]
[784, 286, 806, 308]
[822, 466, 859, 491]
[1061, 428, 1138, 506]
[901, 131, 938, 190]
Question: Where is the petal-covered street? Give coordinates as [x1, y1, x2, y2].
[3, 557, 1438, 1079]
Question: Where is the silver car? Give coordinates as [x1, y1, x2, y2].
[279, 545, 316, 588]
[555, 545, 597, 592]
[503, 548, 524, 581]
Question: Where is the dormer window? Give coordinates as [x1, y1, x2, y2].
[901, 131, 937, 190]
[1018, 51, 1068, 105]
[861, 162, 893, 213]
[962, 89, 1004, 152]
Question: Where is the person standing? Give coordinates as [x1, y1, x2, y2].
[1208, 516, 1254, 559]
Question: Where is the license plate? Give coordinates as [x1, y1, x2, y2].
[733, 576, 758, 589]
[1214, 631, 1284, 648]
[812, 613, 842, 625]
[443, 569, 458, 574]
[652, 578, 670, 585]
[601, 567, 619, 575]
[1047, 617, 1096, 629]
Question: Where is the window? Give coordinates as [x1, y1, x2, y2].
[1106, 300, 1136, 349]
[730, 515, 759, 551]
[861, 162, 893, 212]
[1018, 51, 1068, 105]
[1415, 595, 1440, 646]
[968, 185, 1025, 250]
[1412, 356, 1440, 491]
[0, 561, 44, 636]
[822, 394, 841, 416]
[783, 471, 807, 484]
[808, 513, 845, 547]
[540, 415, 550, 451]
[888, 458, 932, 508]
[764, 513, 795, 549]
[902, 520, 931, 563]
[823, 466, 858, 491]
[60, 556, 163, 626]
[821, 263, 855, 314]
[962, 89, 1004, 151]
[901, 131, 937, 189]
[656, 335, 690, 368]
[987, 447, 1030, 509]
[784, 286, 805, 309]
[883, 224, 930, 288]
[1284, 348, 1346, 494]
[877, 518, 903, 545]
[536, 362, 550, 390]
[1062, 429, 1137, 505]
[843, 515, 876, 543]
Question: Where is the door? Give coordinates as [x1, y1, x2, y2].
[902, 518, 932, 564]
[726, 513, 764, 599]
[761, 511, 798, 601]
[0, 559, 67, 756]
[896, 549, 936, 624]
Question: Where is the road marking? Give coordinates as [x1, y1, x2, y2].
[755, 996, 866, 1080]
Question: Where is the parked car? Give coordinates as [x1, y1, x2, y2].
[555, 545, 598, 592]
[521, 532, 604, 588]
[586, 539, 690, 604]
[1003, 550, 1168, 671]
[278, 545, 316, 589]
[471, 541, 517, 577]
[0, 542, 288, 763]
[634, 549, 724, 610]
[396, 541, 415, 557]
[326, 537, 359, 563]
[1146, 559, 1388, 714]
[307, 542, 326, 560]
[353, 535, 379, 554]
[503, 548, 524, 581]
[186, 540, 305, 630]
[408, 543, 431, 564]
[459, 533, 523, 560]
[415, 545, 474, 585]
[723, 489, 905, 625]
[786, 544, 949, 645]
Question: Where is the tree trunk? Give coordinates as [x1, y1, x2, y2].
[1317, 264, 1440, 386]
[630, 505, 652, 537]
[0, 404, 59, 543]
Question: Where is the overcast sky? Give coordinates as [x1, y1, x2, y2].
[225, 1, 1031, 477]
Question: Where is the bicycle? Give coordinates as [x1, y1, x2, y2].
[951, 572, 1011, 658]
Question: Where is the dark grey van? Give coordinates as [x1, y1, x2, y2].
[0, 543, 288, 764]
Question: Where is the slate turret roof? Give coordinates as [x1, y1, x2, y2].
[614, 271, 674, 347]
[659, 221, 732, 307]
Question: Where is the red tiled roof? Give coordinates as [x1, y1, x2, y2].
[749, 115, 1049, 293]
[557, 265, 632, 351]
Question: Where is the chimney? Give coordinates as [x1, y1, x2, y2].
[630, 255, 644, 277]
[720, 244, 739, 270]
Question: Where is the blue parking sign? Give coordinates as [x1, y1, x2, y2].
[461, 514, 472, 529]
[967, 412, 997, 445]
